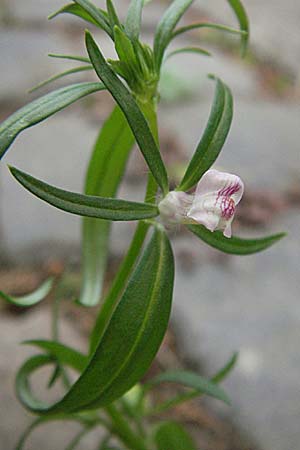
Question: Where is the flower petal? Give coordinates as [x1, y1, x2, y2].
[195, 169, 244, 205]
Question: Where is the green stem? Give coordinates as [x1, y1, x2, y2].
[89, 98, 160, 354]
[105, 404, 148, 450]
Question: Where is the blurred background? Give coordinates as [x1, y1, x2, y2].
[0, 0, 299, 449]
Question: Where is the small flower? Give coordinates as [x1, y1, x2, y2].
[158, 169, 244, 238]
[187, 169, 244, 238]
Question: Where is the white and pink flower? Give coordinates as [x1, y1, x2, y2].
[159, 169, 244, 238]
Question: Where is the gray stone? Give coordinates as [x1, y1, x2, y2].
[161, 98, 300, 190]
[198, 0, 300, 75]
[172, 210, 300, 450]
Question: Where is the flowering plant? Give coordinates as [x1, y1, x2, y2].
[0, 0, 285, 448]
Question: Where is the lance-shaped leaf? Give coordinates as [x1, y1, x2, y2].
[49, 3, 105, 27]
[0, 82, 105, 160]
[154, 422, 197, 450]
[81, 106, 135, 307]
[48, 53, 91, 64]
[125, 0, 144, 41]
[9, 166, 159, 221]
[178, 77, 233, 192]
[188, 224, 286, 255]
[154, 0, 194, 70]
[0, 278, 54, 307]
[147, 370, 230, 405]
[227, 0, 249, 56]
[85, 31, 169, 194]
[16, 228, 175, 414]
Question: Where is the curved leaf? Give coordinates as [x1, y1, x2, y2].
[81, 106, 135, 306]
[29, 66, 94, 93]
[188, 224, 286, 255]
[228, 0, 249, 56]
[178, 77, 233, 191]
[147, 370, 230, 405]
[48, 53, 91, 64]
[85, 31, 169, 194]
[146, 353, 237, 415]
[166, 46, 211, 61]
[154, 421, 197, 450]
[125, 0, 144, 41]
[0, 278, 53, 307]
[16, 228, 174, 414]
[172, 22, 247, 39]
[0, 82, 105, 160]
[49, 4, 103, 27]
[154, 0, 193, 70]
[72, 0, 112, 35]
[24, 340, 87, 372]
[9, 166, 159, 221]
[49, 1, 112, 36]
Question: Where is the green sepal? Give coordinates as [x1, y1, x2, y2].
[0, 82, 105, 160]
[188, 225, 286, 255]
[9, 166, 159, 221]
[85, 31, 169, 194]
[0, 278, 54, 307]
[178, 77, 233, 192]
[16, 228, 174, 414]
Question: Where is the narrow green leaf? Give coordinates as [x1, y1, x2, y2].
[172, 22, 247, 39]
[178, 77, 233, 192]
[212, 352, 238, 383]
[165, 46, 211, 61]
[48, 53, 91, 64]
[188, 225, 286, 255]
[85, 31, 169, 194]
[125, 0, 144, 41]
[0, 278, 53, 307]
[154, 421, 197, 450]
[0, 82, 105, 160]
[106, 0, 121, 29]
[147, 370, 230, 405]
[146, 353, 237, 415]
[49, 3, 109, 30]
[16, 228, 174, 414]
[227, 0, 249, 56]
[24, 340, 87, 372]
[29, 66, 94, 93]
[81, 106, 135, 307]
[9, 166, 159, 221]
[72, 0, 112, 36]
[154, 0, 193, 70]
